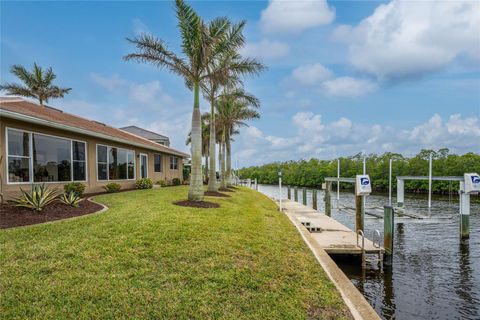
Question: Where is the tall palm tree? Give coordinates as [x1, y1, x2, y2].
[216, 90, 260, 188]
[124, 0, 236, 201]
[0, 63, 71, 105]
[202, 21, 265, 193]
[186, 112, 211, 183]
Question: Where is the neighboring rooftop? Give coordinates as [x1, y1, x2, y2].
[0, 97, 188, 157]
[120, 125, 170, 146]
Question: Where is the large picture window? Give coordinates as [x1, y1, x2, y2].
[6, 128, 86, 183]
[154, 154, 162, 172]
[97, 145, 134, 181]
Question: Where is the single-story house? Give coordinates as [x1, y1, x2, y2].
[0, 97, 189, 197]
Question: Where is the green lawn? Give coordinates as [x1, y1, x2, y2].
[0, 186, 350, 319]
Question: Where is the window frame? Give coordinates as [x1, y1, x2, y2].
[96, 144, 136, 181]
[5, 127, 88, 185]
[170, 156, 178, 170]
[154, 153, 162, 173]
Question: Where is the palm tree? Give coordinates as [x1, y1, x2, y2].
[186, 113, 211, 183]
[216, 89, 260, 188]
[0, 63, 71, 105]
[124, 0, 236, 201]
[202, 21, 265, 193]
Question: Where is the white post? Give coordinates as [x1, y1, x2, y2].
[255, 178, 258, 191]
[389, 158, 393, 206]
[337, 159, 340, 200]
[278, 171, 283, 212]
[428, 153, 432, 210]
[397, 179, 404, 207]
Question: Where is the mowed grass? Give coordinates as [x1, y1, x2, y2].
[0, 186, 351, 319]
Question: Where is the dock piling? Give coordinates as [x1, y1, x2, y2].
[287, 186, 291, 200]
[355, 195, 364, 233]
[325, 182, 331, 217]
[302, 188, 307, 205]
[459, 181, 470, 239]
[294, 187, 298, 202]
[384, 205, 394, 265]
[312, 190, 317, 210]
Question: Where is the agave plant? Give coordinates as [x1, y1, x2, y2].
[59, 192, 82, 207]
[13, 184, 59, 211]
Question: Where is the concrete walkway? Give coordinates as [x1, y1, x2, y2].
[280, 199, 384, 255]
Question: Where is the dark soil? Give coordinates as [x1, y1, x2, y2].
[218, 188, 234, 192]
[173, 200, 220, 208]
[0, 199, 104, 229]
[204, 191, 231, 198]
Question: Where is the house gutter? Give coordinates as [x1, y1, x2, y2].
[0, 109, 189, 158]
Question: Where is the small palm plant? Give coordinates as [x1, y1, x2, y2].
[0, 63, 71, 105]
[13, 184, 59, 211]
[59, 192, 82, 208]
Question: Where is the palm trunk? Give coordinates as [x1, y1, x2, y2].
[204, 154, 209, 184]
[220, 130, 227, 189]
[188, 82, 204, 201]
[226, 130, 232, 187]
[207, 95, 218, 192]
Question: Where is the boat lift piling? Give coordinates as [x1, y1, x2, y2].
[302, 187, 307, 205]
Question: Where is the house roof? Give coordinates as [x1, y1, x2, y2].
[0, 97, 189, 158]
[120, 125, 170, 141]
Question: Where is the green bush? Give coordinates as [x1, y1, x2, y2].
[104, 183, 121, 193]
[64, 182, 86, 197]
[172, 178, 181, 186]
[156, 180, 167, 187]
[12, 184, 58, 211]
[136, 178, 153, 189]
[59, 192, 82, 207]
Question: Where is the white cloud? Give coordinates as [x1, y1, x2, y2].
[90, 74, 126, 91]
[288, 63, 376, 96]
[261, 0, 335, 34]
[322, 76, 377, 96]
[232, 112, 480, 166]
[128, 81, 173, 106]
[333, 0, 480, 80]
[291, 63, 333, 86]
[240, 40, 290, 60]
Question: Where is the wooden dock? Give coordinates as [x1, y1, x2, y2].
[280, 199, 384, 256]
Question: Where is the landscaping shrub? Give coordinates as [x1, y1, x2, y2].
[104, 183, 121, 193]
[172, 178, 181, 186]
[12, 184, 58, 211]
[136, 178, 153, 189]
[64, 182, 86, 197]
[156, 180, 167, 187]
[59, 192, 82, 207]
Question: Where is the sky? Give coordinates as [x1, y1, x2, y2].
[1, 0, 479, 167]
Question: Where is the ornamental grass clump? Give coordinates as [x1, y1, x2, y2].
[12, 184, 58, 211]
[59, 192, 82, 207]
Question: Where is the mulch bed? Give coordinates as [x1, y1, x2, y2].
[0, 199, 104, 229]
[204, 191, 231, 198]
[218, 188, 234, 192]
[173, 200, 220, 208]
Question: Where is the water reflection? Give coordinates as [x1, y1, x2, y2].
[256, 184, 480, 320]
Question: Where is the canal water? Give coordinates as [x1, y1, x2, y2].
[255, 184, 480, 320]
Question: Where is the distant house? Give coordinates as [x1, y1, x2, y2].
[0, 97, 188, 196]
[120, 125, 170, 147]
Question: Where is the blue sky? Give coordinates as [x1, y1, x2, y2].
[1, 0, 479, 167]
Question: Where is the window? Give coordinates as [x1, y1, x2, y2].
[33, 134, 71, 182]
[170, 156, 178, 170]
[154, 154, 162, 172]
[6, 128, 86, 183]
[97, 145, 134, 181]
[7, 130, 30, 182]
